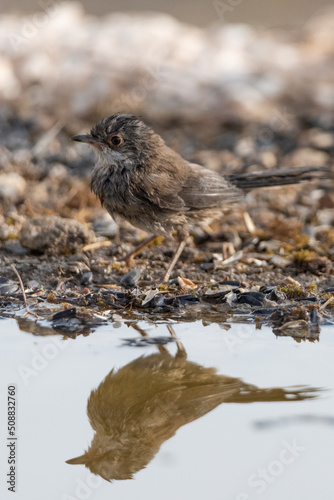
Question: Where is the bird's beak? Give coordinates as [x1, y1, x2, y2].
[71, 134, 101, 145]
[66, 454, 88, 465]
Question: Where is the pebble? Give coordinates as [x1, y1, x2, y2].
[142, 293, 166, 308]
[307, 129, 334, 149]
[0, 223, 19, 241]
[2, 241, 29, 255]
[236, 293, 265, 307]
[81, 272, 93, 285]
[120, 269, 142, 288]
[269, 255, 289, 268]
[92, 216, 119, 238]
[200, 263, 215, 271]
[268, 288, 287, 302]
[316, 209, 334, 226]
[67, 262, 90, 275]
[218, 280, 241, 287]
[0, 172, 26, 204]
[52, 308, 77, 321]
[166, 294, 200, 307]
[286, 147, 329, 167]
[259, 285, 275, 293]
[25, 279, 40, 290]
[0, 283, 19, 295]
[258, 240, 283, 252]
[202, 286, 232, 303]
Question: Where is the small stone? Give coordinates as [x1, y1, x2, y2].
[218, 280, 241, 287]
[253, 307, 278, 316]
[258, 240, 283, 252]
[120, 269, 142, 288]
[260, 151, 277, 169]
[67, 261, 90, 274]
[2, 241, 29, 255]
[0, 173, 26, 204]
[69, 253, 90, 264]
[0, 283, 19, 295]
[268, 288, 287, 302]
[26, 279, 40, 290]
[307, 128, 334, 149]
[0, 223, 20, 241]
[81, 272, 93, 285]
[316, 209, 334, 226]
[269, 255, 289, 268]
[142, 294, 166, 308]
[200, 263, 215, 271]
[92, 214, 119, 238]
[237, 292, 265, 306]
[19, 216, 95, 255]
[52, 308, 77, 321]
[286, 147, 329, 167]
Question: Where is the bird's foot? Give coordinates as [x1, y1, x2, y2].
[121, 234, 158, 266]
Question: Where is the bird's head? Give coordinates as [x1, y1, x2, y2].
[72, 113, 163, 169]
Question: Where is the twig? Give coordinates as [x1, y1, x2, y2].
[11, 264, 39, 320]
[222, 242, 236, 260]
[286, 276, 301, 287]
[243, 211, 257, 235]
[320, 296, 334, 310]
[56, 277, 73, 291]
[83, 240, 112, 252]
[221, 250, 243, 266]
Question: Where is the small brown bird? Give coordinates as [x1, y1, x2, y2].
[72, 114, 325, 281]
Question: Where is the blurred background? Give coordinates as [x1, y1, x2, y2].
[2, 0, 334, 29]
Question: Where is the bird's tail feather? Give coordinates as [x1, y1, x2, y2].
[227, 166, 328, 191]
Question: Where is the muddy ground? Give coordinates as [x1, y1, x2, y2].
[1, 109, 334, 339]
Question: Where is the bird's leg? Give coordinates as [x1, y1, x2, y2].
[123, 234, 159, 266]
[162, 238, 187, 283]
[129, 321, 169, 354]
[167, 324, 187, 358]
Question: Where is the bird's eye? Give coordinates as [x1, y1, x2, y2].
[110, 135, 123, 146]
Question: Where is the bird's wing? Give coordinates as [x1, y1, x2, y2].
[139, 160, 242, 213]
[133, 153, 190, 212]
[179, 163, 243, 209]
[135, 171, 189, 212]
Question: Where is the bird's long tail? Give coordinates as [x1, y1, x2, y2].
[226, 166, 328, 191]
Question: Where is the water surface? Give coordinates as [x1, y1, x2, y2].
[0, 317, 333, 499]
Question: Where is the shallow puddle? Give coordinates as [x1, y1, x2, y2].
[0, 317, 333, 500]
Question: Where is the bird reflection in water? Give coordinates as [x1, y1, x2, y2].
[66, 325, 317, 481]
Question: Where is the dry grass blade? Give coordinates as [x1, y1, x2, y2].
[83, 240, 112, 252]
[320, 296, 334, 310]
[243, 211, 257, 235]
[11, 264, 40, 320]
